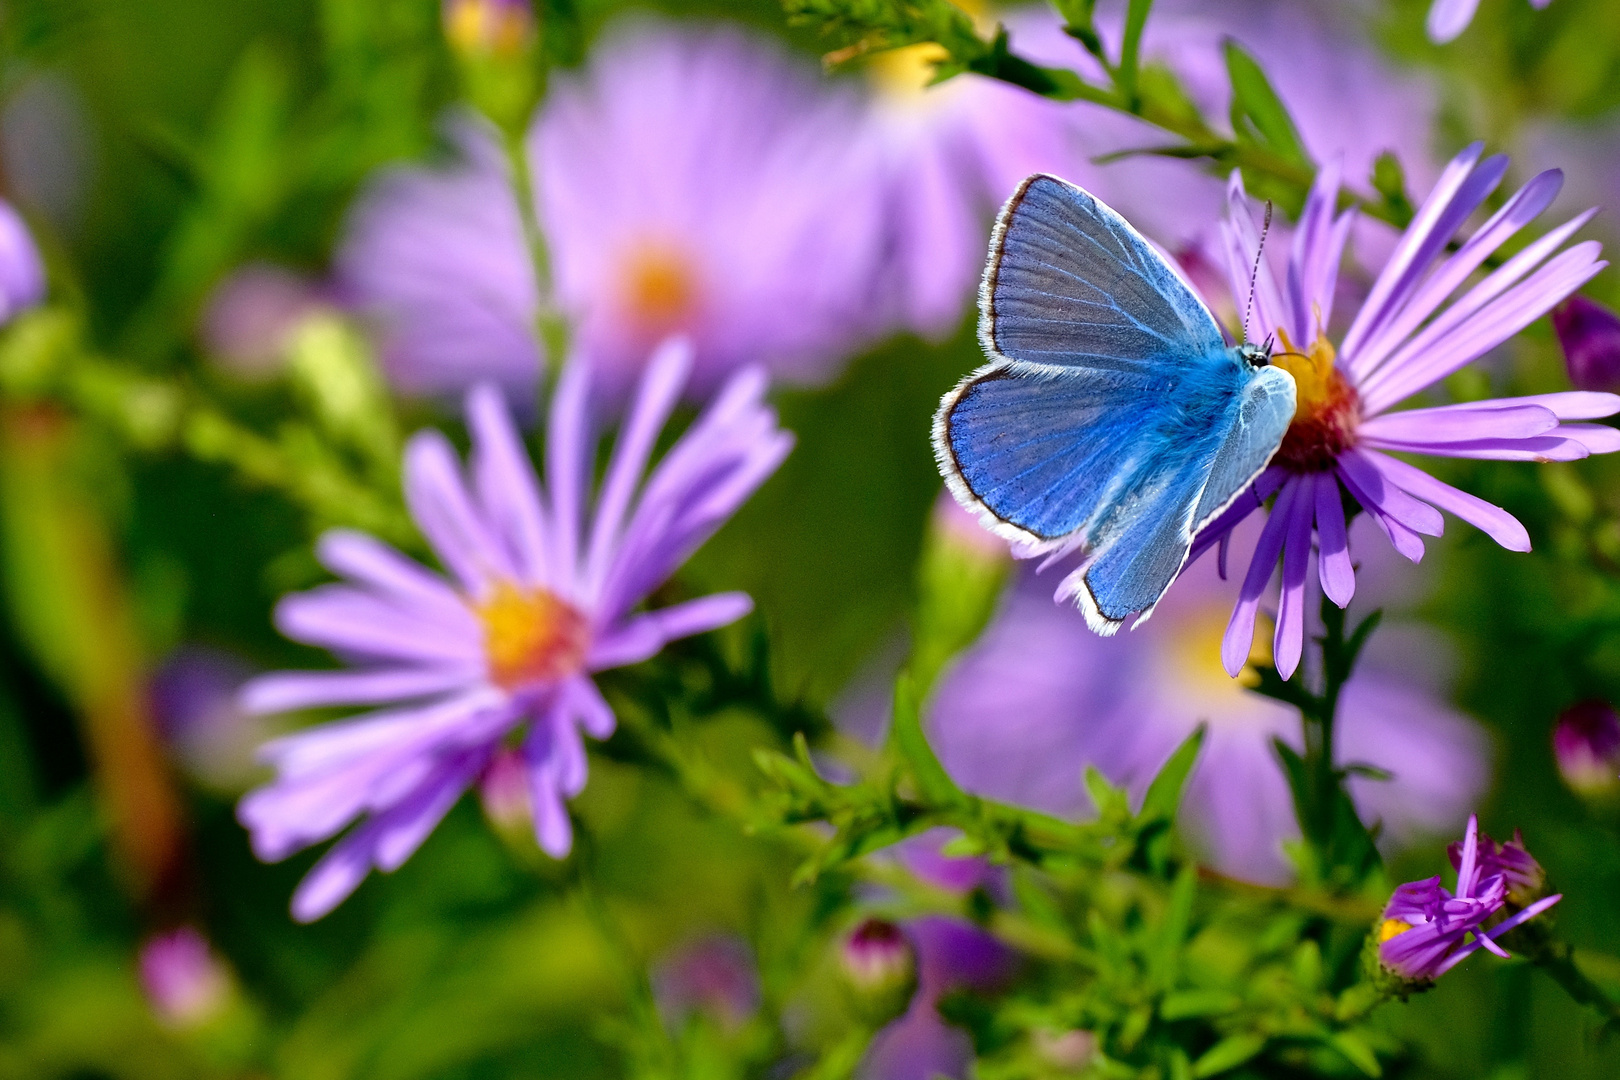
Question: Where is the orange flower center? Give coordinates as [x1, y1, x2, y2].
[1271, 332, 1360, 473]
[476, 582, 590, 691]
[621, 241, 698, 335]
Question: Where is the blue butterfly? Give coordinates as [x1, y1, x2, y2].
[933, 174, 1297, 635]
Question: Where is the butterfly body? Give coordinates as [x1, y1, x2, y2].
[933, 174, 1297, 634]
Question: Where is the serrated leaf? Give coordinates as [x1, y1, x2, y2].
[1223, 39, 1308, 167]
[1192, 1032, 1267, 1077]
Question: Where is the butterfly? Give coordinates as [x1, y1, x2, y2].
[932, 173, 1297, 635]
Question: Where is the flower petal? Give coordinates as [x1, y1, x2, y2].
[274, 586, 483, 667]
[546, 355, 593, 595]
[1358, 403, 1559, 445]
[1313, 472, 1354, 607]
[1274, 485, 1314, 679]
[1363, 434, 1591, 462]
[242, 666, 479, 714]
[1222, 478, 1298, 677]
[1336, 450, 1444, 536]
[405, 429, 516, 589]
[1356, 449, 1530, 552]
[467, 381, 553, 586]
[316, 529, 471, 627]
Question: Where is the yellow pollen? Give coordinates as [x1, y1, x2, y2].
[1271, 330, 1360, 472]
[621, 242, 698, 333]
[1378, 919, 1413, 943]
[444, 0, 532, 59]
[477, 581, 589, 691]
[866, 43, 952, 98]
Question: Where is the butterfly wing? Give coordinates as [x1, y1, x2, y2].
[978, 173, 1228, 375]
[934, 173, 1295, 633]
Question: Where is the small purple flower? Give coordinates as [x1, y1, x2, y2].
[1377, 816, 1561, 982]
[1428, 0, 1554, 45]
[150, 645, 268, 792]
[340, 20, 883, 403]
[651, 934, 762, 1033]
[199, 262, 328, 381]
[859, 917, 1015, 1080]
[1552, 699, 1620, 796]
[1553, 296, 1620, 394]
[1183, 147, 1617, 680]
[138, 926, 231, 1029]
[1447, 828, 1548, 909]
[904, 535, 1489, 885]
[237, 339, 791, 920]
[0, 198, 45, 324]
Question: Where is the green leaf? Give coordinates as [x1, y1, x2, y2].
[1159, 989, 1242, 1021]
[1140, 723, 1206, 822]
[889, 672, 963, 807]
[1223, 39, 1308, 167]
[1192, 1032, 1268, 1077]
[1329, 1031, 1383, 1077]
[1149, 866, 1197, 986]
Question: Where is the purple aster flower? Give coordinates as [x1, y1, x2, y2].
[341, 21, 883, 404]
[900, 532, 1490, 884]
[651, 934, 762, 1034]
[237, 338, 792, 920]
[1446, 827, 1548, 909]
[1184, 146, 1617, 680]
[138, 926, 231, 1029]
[1553, 296, 1620, 394]
[537, 20, 884, 398]
[0, 198, 45, 324]
[860, 916, 1015, 1080]
[1552, 699, 1620, 796]
[853, 9, 1097, 339]
[1428, 0, 1554, 45]
[1377, 816, 1561, 982]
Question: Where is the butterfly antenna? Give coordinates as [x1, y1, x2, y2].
[1242, 200, 1273, 345]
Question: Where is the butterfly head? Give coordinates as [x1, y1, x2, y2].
[1236, 338, 1273, 369]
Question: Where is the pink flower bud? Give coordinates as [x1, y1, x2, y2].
[1553, 296, 1620, 394]
[1553, 699, 1620, 796]
[839, 918, 918, 1023]
[138, 927, 231, 1029]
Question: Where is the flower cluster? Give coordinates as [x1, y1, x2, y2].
[1191, 146, 1617, 679]
[238, 339, 790, 919]
[1377, 816, 1561, 982]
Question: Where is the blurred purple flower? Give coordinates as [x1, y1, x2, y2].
[860, 916, 1015, 1080]
[150, 645, 268, 793]
[852, 10, 1094, 339]
[920, 537, 1488, 885]
[342, 21, 884, 404]
[537, 20, 884, 398]
[0, 198, 45, 323]
[1428, 0, 1554, 45]
[199, 263, 328, 381]
[1378, 816, 1561, 982]
[651, 934, 761, 1033]
[1179, 146, 1616, 680]
[237, 340, 790, 920]
[1553, 296, 1620, 394]
[1552, 699, 1620, 796]
[138, 926, 231, 1029]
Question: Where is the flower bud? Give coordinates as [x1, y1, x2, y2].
[838, 918, 918, 1024]
[1552, 699, 1620, 797]
[0, 198, 46, 325]
[138, 926, 231, 1030]
[1553, 296, 1620, 394]
[478, 745, 533, 837]
[199, 263, 326, 381]
[651, 935, 761, 1034]
[443, 0, 535, 61]
[1031, 1028, 1097, 1072]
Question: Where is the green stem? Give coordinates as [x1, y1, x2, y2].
[501, 127, 570, 381]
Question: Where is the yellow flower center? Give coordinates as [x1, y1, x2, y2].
[1271, 331, 1360, 473]
[444, 0, 532, 59]
[1378, 919, 1413, 943]
[620, 241, 699, 335]
[1164, 604, 1274, 696]
[476, 581, 589, 691]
